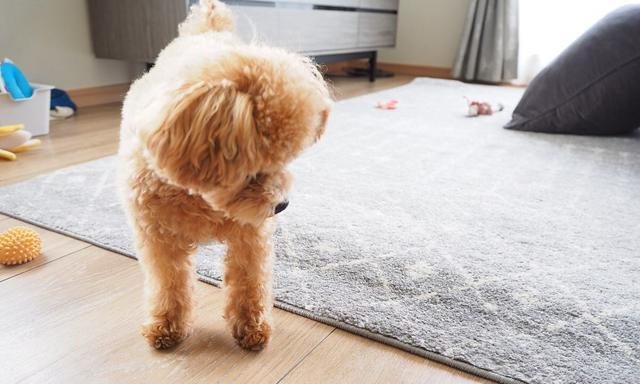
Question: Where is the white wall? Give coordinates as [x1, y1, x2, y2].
[379, 0, 470, 68]
[0, 0, 135, 90]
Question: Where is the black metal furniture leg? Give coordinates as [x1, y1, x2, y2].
[310, 50, 378, 81]
[369, 51, 377, 82]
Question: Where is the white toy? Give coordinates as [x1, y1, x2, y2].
[0, 124, 41, 161]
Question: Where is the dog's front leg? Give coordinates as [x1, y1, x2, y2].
[223, 220, 275, 350]
[136, 229, 196, 349]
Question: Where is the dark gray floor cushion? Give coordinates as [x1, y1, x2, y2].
[505, 5, 640, 135]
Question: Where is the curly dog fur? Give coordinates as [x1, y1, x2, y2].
[118, 0, 332, 351]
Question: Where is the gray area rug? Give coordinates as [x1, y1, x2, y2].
[1, 78, 638, 384]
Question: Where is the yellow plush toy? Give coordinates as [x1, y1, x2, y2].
[0, 227, 42, 265]
[0, 124, 41, 161]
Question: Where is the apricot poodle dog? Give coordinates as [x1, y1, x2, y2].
[118, 0, 332, 351]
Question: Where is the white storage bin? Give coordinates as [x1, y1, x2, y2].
[0, 83, 54, 137]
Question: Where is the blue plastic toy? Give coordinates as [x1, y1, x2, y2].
[0, 59, 34, 100]
[51, 89, 77, 112]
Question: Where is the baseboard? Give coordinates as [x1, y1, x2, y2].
[324, 60, 453, 79]
[67, 83, 130, 108]
[378, 63, 453, 79]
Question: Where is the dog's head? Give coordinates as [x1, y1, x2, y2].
[142, 47, 332, 224]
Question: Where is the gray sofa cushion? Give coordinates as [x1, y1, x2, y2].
[505, 5, 640, 135]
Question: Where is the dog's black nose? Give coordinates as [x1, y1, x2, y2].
[274, 200, 289, 215]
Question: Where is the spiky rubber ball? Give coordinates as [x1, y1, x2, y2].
[0, 227, 42, 265]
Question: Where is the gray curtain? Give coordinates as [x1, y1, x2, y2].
[452, 0, 519, 82]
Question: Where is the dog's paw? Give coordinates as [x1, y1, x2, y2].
[231, 320, 272, 351]
[141, 319, 192, 350]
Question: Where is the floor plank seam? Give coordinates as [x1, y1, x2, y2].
[274, 328, 337, 384]
[0, 244, 92, 284]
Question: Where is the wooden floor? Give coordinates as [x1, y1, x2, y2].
[0, 75, 492, 384]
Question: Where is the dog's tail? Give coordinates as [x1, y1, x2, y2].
[179, 0, 234, 37]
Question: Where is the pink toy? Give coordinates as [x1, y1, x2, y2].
[375, 99, 399, 110]
[464, 97, 504, 117]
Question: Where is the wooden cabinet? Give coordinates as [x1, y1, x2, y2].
[88, 0, 187, 62]
[358, 12, 397, 48]
[88, 0, 398, 80]
[361, 0, 399, 10]
[277, 9, 360, 52]
[273, 0, 361, 6]
[232, 6, 280, 45]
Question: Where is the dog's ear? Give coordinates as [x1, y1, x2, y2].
[144, 80, 259, 191]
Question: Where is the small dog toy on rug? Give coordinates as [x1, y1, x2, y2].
[464, 97, 504, 117]
[0, 227, 42, 265]
[376, 99, 399, 110]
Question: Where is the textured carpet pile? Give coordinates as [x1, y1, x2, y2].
[1, 79, 638, 384]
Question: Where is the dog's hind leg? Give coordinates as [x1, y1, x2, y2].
[136, 229, 196, 349]
[223, 221, 275, 351]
